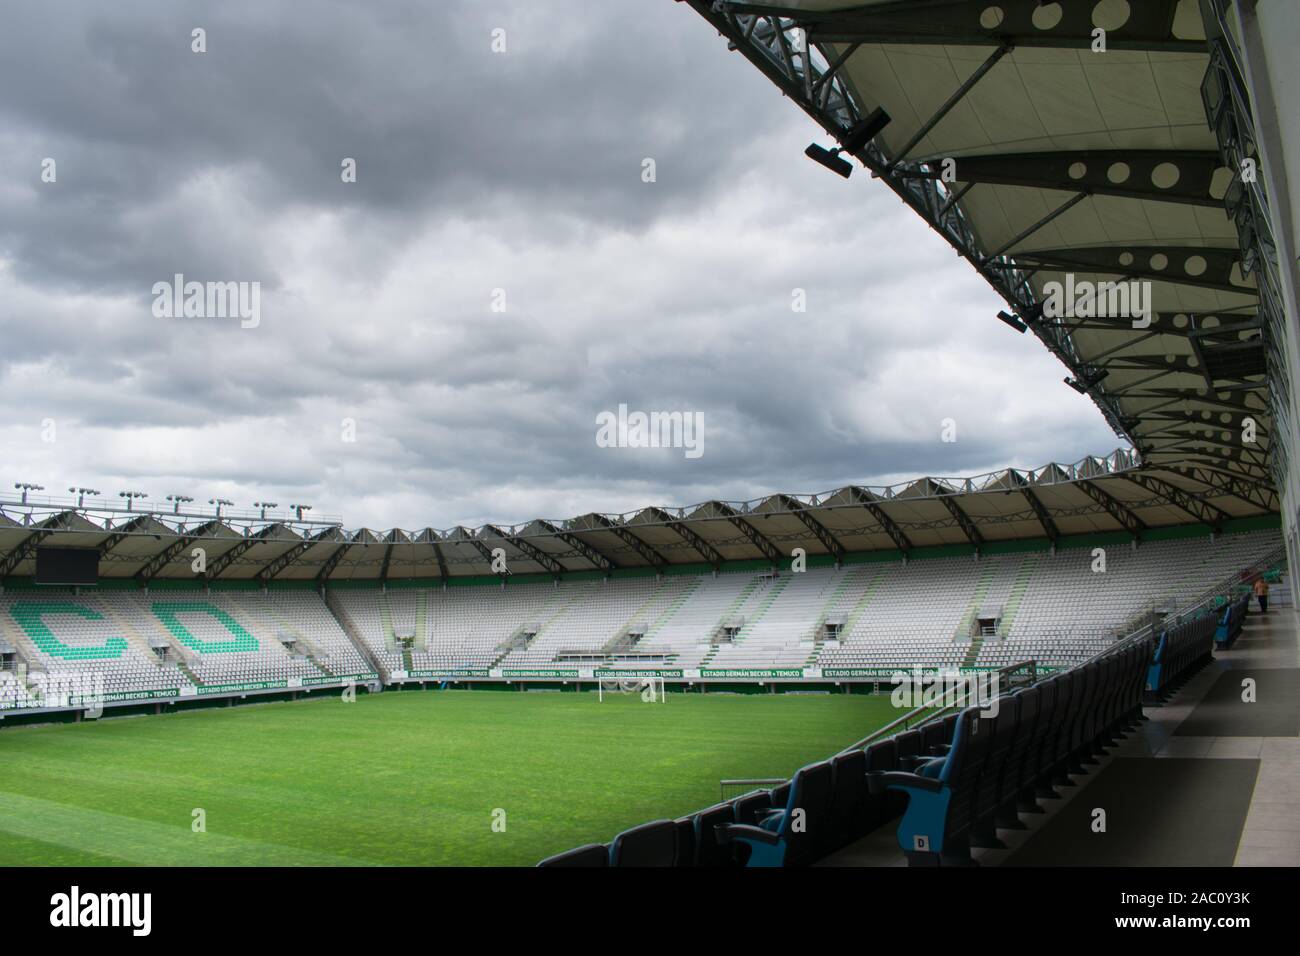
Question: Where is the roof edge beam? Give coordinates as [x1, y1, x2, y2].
[847, 489, 913, 555]
[938, 493, 985, 551]
[587, 514, 668, 570]
[1077, 480, 1147, 539]
[776, 495, 846, 562]
[1124, 473, 1232, 531]
[484, 525, 564, 576]
[646, 508, 724, 568]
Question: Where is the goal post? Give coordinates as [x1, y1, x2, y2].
[597, 675, 666, 703]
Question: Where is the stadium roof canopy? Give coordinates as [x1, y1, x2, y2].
[681, 0, 1273, 491]
[0, 449, 1277, 583]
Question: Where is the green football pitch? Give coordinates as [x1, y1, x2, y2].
[0, 690, 903, 866]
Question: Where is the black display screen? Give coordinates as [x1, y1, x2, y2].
[34, 547, 100, 586]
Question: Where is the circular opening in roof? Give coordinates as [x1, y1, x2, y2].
[1032, 3, 1064, 29]
[1092, 0, 1131, 31]
[1107, 162, 1131, 184]
[1184, 254, 1208, 276]
[1150, 252, 1169, 271]
[1203, 315, 1220, 327]
[1173, 313, 1189, 328]
[1222, 431, 1232, 441]
[1210, 166, 1233, 200]
[1151, 162, 1181, 189]
[980, 6, 1006, 29]
[1220, 413, 1231, 424]
[1118, 251, 1134, 266]
[1068, 161, 1087, 179]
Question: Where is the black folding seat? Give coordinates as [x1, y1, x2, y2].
[1079, 657, 1108, 754]
[537, 843, 609, 867]
[1097, 651, 1121, 739]
[1100, 652, 1126, 743]
[998, 691, 1040, 816]
[609, 820, 678, 867]
[895, 728, 923, 770]
[1127, 639, 1152, 724]
[971, 694, 1019, 849]
[1047, 670, 1079, 787]
[1128, 637, 1154, 722]
[1066, 665, 1097, 780]
[869, 705, 992, 866]
[693, 802, 738, 867]
[784, 760, 834, 866]
[1071, 661, 1102, 769]
[769, 782, 791, 811]
[673, 816, 696, 867]
[1028, 677, 1062, 801]
[941, 711, 960, 743]
[828, 749, 869, 847]
[920, 719, 946, 758]
[865, 739, 898, 830]
[732, 790, 772, 827]
[1093, 654, 1121, 749]
[1090, 655, 1116, 752]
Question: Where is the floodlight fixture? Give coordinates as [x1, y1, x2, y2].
[167, 494, 195, 513]
[997, 310, 1028, 333]
[118, 490, 148, 511]
[805, 107, 892, 179]
[69, 487, 101, 507]
[14, 482, 44, 503]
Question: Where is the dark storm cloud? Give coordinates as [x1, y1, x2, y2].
[0, 0, 1122, 529]
[0, 0, 771, 294]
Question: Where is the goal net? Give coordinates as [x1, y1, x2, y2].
[597, 676, 666, 703]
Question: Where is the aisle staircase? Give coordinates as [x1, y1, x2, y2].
[954, 563, 1000, 641]
[806, 566, 884, 665]
[996, 556, 1041, 637]
[700, 577, 767, 666]
[640, 578, 702, 646]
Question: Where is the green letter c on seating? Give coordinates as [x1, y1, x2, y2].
[8, 602, 127, 661]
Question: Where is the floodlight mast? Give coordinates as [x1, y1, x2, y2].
[253, 501, 278, 520]
[68, 486, 101, 508]
[209, 498, 233, 518]
[167, 494, 195, 514]
[118, 490, 148, 512]
[14, 482, 43, 504]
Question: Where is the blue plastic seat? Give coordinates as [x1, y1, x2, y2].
[715, 761, 833, 867]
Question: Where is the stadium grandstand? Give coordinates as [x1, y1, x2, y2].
[0, 457, 1283, 707]
[1, 0, 1299, 890]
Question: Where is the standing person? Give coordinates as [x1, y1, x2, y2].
[1253, 576, 1270, 614]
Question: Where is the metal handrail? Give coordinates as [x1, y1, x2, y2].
[834, 658, 1039, 756]
[717, 777, 789, 801]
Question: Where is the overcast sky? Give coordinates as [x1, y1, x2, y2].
[0, 0, 1122, 530]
